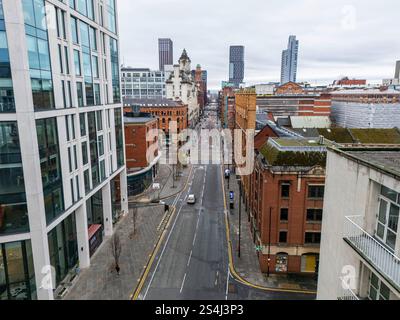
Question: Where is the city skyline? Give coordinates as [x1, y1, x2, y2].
[118, 0, 400, 90]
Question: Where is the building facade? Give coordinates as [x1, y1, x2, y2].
[331, 89, 400, 128]
[249, 138, 326, 275]
[0, 0, 128, 300]
[280, 36, 299, 85]
[165, 49, 199, 128]
[123, 98, 188, 145]
[317, 147, 400, 300]
[229, 45, 244, 88]
[124, 112, 159, 196]
[158, 38, 173, 72]
[121, 67, 168, 100]
[257, 82, 331, 117]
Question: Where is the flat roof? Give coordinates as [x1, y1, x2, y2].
[123, 98, 184, 108]
[124, 116, 156, 124]
[331, 148, 400, 179]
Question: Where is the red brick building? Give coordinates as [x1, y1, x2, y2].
[249, 138, 326, 275]
[194, 65, 206, 113]
[123, 111, 160, 196]
[124, 113, 158, 171]
[123, 98, 188, 144]
[258, 82, 332, 117]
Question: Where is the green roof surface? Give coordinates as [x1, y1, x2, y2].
[349, 128, 400, 144]
[317, 128, 354, 143]
[259, 142, 327, 167]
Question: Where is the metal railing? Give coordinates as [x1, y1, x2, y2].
[338, 283, 360, 301]
[344, 215, 400, 290]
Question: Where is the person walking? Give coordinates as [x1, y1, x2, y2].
[115, 263, 120, 276]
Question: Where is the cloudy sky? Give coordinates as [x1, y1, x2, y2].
[118, 0, 400, 90]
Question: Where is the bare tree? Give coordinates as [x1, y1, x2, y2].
[110, 233, 122, 275]
[130, 207, 138, 239]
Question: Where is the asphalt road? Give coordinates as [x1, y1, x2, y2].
[139, 104, 315, 300]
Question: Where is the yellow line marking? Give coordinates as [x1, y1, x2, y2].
[130, 165, 194, 300]
[220, 165, 317, 295]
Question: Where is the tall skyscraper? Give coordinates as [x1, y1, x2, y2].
[229, 46, 245, 88]
[0, 0, 128, 300]
[280, 36, 299, 84]
[395, 60, 400, 79]
[158, 38, 173, 71]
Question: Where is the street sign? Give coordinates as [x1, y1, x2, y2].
[229, 191, 234, 200]
[153, 183, 161, 190]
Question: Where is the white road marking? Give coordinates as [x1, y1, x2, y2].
[142, 169, 194, 300]
[192, 232, 197, 246]
[187, 250, 193, 267]
[225, 266, 230, 300]
[180, 273, 187, 293]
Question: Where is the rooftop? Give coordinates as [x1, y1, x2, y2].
[293, 128, 400, 145]
[259, 138, 327, 168]
[123, 98, 185, 108]
[332, 148, 400, 179]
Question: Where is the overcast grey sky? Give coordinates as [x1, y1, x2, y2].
[118, 0, 400, 90]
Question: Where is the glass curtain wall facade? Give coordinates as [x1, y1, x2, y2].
[0, 0, 126, 300]
[0, 240, 36, 300]
[0, 0, 14, 113]
[0, 122, 28, 235]
[23, 0, 55, 111]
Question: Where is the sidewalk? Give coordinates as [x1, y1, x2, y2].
[223, 168, 317, 292]
[65, 164, 191, 300]
[131, 164, 191, 203]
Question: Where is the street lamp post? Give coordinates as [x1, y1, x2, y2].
[267, 207, 272, 277]
[238, 181, 242, 258]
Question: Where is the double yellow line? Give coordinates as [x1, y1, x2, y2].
[219, 165, 317, 295]
[130, 166, 194, 300]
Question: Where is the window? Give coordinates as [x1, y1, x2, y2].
[82, 141, 88, 165]
[70, 16, 79, 44]
[80, 113, 86, 136]
[306, 209, 323, 222]
[308, 185, 325, 199]
[0, 240, 36, 300]
[305, 232, 321, 244]
[376, 186, 399, 251]
[280, 208, 289, 221]
[74, 50, 81, 76]
[77, 82, 84, 107]
[36, 118, 64, 224]
[279, 231, 288, 243]
[0, 122, 28, 235]
[281, 183, 290, 198]
[368, 273, 391, 300]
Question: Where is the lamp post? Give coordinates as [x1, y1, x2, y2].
[267, 207, 272, 277]
[238, 180, 242, 258]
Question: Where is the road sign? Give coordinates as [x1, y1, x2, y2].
[229, 191, 234, 200]
[152, 183, 161, 190]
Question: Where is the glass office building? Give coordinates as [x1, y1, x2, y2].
[0, 0, 128, 300]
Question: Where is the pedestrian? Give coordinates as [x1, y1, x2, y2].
[115, 263, 120, 276]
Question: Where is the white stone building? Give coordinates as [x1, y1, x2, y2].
[0, 0, 128, 300]
[317, 147, 400, 300]
[166, 49, 199, 128]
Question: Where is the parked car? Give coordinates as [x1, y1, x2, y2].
[187, 194, 196, 204]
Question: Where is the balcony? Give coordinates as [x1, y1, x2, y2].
[344, 216, 400, 291]
[338, 283, 360, 301]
